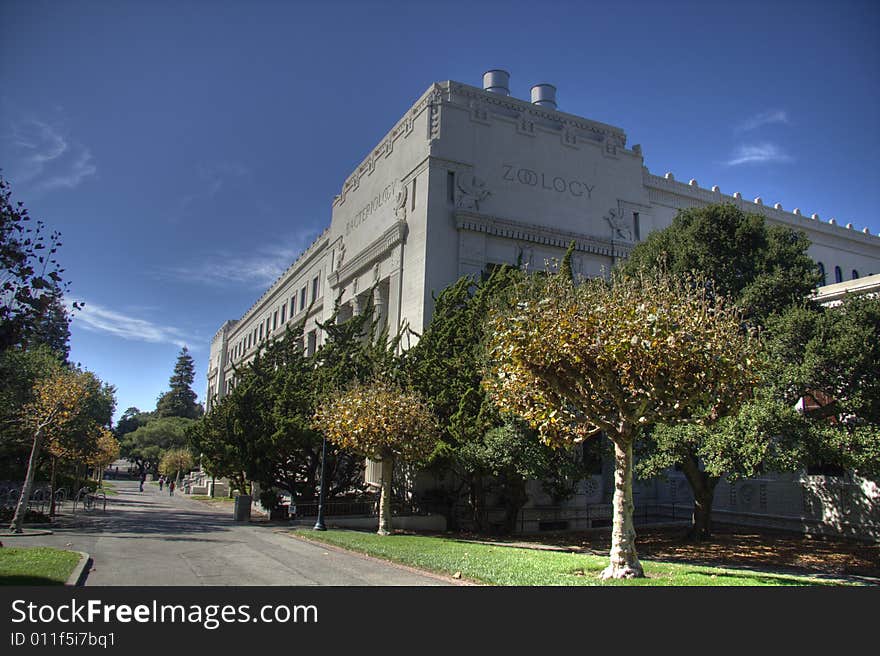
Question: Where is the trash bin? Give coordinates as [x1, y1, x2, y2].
[233, 495, 252, 522]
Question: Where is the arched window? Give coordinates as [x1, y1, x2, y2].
[852, 270, 859, 280]
[817, 262, 826, 285]
[834, 266, 843, 283]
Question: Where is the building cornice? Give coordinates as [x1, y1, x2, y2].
[228, 229, 331, 340]
[333, 85, 442, 208]
[643, 170, 879, 246]
[812, 273, 880, 305]
[330, 220, 408, 288]
[454, 210, 633, 259]
[210, 319, 238, 345]
[445, 81, 628, 148]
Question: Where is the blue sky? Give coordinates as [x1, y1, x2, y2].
[1, 0, 878, 421]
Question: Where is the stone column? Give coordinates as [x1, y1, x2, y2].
[387, 270, 402, 340]
[374, 282, 388, 334]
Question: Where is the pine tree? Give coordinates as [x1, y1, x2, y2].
[156, 347, 202, 419]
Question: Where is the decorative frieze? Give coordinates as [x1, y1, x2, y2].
[334, 84, 442, 208]
[329, 220, 408, 288]
[454, 210, 632, 259]
[447, 81, 627, 147]
[644, 170, 879, 244]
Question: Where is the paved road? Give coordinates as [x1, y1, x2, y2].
[15, 480, 449, 586]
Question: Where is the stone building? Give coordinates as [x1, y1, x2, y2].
[206, 71, 880, 536]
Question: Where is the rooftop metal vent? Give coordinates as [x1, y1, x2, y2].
[482, 69, 510, 96]
[530, 83, 557, 109]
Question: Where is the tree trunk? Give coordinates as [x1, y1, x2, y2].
[502, 475, 527, 535]
[601, 436, 644, 579]
[470, 473, 487, 533]
[680, 454, 719, 541]
[377, 456, 394, 536]
[49, 456, 57, 519]
[10, 428, 46, 533]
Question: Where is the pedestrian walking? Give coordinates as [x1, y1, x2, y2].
[139, 473, 146, 492]
[158, 476, 164, 491]
[169, 480, 175, 496]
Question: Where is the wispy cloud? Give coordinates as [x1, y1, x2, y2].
[1, 116, 96, 191]
[71, 299, 193, 349]
[737, 109, 789, 132]
[725, 143, 793, 166]
[168, 160, 249, 222]
[162, 229, 321, 289]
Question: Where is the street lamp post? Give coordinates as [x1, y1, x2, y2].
[313, 436, 327, 531]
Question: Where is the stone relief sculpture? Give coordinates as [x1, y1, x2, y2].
[517, 243, 534, 268]
[336, 241, 346, 269]
[456, 175, 491, 212]
[604, 207, 633, 241]
[394, 185, 408, 221]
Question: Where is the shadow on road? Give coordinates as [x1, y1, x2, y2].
[48, 487, 243, 542]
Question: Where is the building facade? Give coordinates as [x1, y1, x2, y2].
[206, 71, 880, 537]
[208, 70, 880, 406]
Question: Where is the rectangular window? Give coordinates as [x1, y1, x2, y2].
[291, 296, 296, 316]
[266, 317, 271, 335]
[259, 324, 263, 340]
[447, 171, 455, 203]
[411, 178, 417, 211]
[633, 212, 641, 241]
[273, 310, 278, 330]
[307, 329, 317, 356]
[281, 305, 286, 323]
[312, 275, 320, 302]
[300, 286, 307, 312]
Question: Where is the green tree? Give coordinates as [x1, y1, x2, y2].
[186, 394, 249, 494]
[156, 347, 202, 419]
[459, 416, 587, 533]
[120, 416, 193, 476]
[484, 269, 759, 578]
[405, 266, 531, 531]
[621, 203, 822, 538]
[0, 175, 77, 356]
[114, 406, 154, 440]
[622, 203, 821, 322]
[187, 299, 387, 504]
[765, 295, 879, 479]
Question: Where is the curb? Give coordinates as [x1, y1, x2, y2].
[0, 529, 54, 537]
[66, 551, 91, 587]
[287, 530, 478, 586]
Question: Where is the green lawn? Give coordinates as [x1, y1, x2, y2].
[0, 547, 81, 585]
[97, 481, 118, 496]
[293, 529, 843, 586]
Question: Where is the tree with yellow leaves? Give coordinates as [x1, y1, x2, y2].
[9, 368, 96, 533]
[159, 448, 194, 483]
[483, 270, 760, 578]
[313, 380, 439, 535]
[87, 428, 120, 472]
